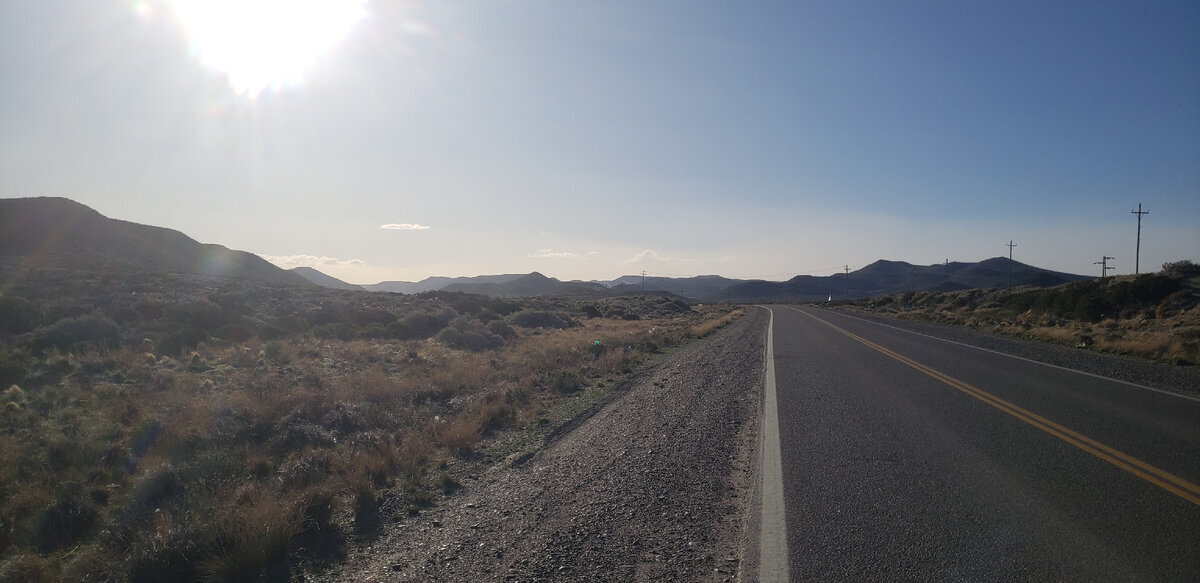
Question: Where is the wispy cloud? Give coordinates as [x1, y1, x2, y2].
[262, 254, 366, 269]
[527, 248, 579, 259]
[380, 223, 430, 231]
[622, 249, 697, 265]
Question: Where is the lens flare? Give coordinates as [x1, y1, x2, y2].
[167, 0, 366, 97]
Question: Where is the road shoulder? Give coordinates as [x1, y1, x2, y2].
[315, 308, 767, 582]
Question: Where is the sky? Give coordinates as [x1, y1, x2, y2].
[2, 0, 1198, 285]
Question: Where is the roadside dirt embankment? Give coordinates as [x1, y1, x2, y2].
[318, 308, 768, 582]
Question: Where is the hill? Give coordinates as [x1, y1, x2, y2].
[290, 266, 364, 290]
[365, 274, 527, 294]
[0, 197, 310, 287]
[443, 272, 606, 297]
[717, 258, 1088, 302]
[603, 275, 745, 299]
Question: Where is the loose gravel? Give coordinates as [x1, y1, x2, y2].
[312, 308, 768, 582]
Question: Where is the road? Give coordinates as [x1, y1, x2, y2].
[765, 305, 1200, 581]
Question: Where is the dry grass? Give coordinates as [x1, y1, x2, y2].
[854, 269, 1200, 364]
[689, 308, 744, 338]
[0, 290, 742, 581]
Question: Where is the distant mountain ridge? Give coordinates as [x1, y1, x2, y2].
[0, 197, 311, 286]
[442, 272, 605, 297]
[1, 197, 1091, 301]
[718, 258, 1089, 302]
[296, 259, 1085, 301]
[364, 274, 528, 294]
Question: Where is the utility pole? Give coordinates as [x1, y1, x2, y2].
[1094, 256, 1115, 279]
[1131, 203, 1149, 274]
[1006, 240, 1017, 288]
[843, 265, 850, 300]
[641, 270, 646, 292]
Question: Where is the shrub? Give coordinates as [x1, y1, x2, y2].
[0, 554, 54, 583]
[439, 420, 479, 453]
[314, 322, 361, 341]
[259, 315, 309, 340]
[214, 324, 253, 342]
[0, 297, 39, 335]
[438, 471, 461, 494]
[33, 485, 99, 552]
[0, 353, 28, 387]
[160, 327, 206, 357]
[198, 496, 300, 583]
[394, 309, 456, 339]
[263, 340, 285, 361]
[301, 489, 336, 533]
[27, 314, 121, 355]
[510, 310, 576, 329]
[1162, 260, 1200, 278]
[436, 317, 503, 351]
[487, 319, 517, 340]
[544, 370, 581, 394]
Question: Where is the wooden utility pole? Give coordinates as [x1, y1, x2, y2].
[1094, 256, 1115, 279]
[1006, 240, 1017, 288]
[1131, 203, 1149, 274]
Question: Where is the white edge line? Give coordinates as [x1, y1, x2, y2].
[786, 305, 1200, 404]
[758, 307, 790, 581]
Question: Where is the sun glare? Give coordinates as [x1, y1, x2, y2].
[167, 0, 366, 97]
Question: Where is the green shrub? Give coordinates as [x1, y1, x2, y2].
[27, 314, 120, 355]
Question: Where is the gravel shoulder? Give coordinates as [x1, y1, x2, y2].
[312, 308, 768, 582]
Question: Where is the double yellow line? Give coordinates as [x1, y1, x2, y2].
[797, 308, 1200, 507]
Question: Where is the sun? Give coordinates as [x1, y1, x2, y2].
[167, 0, 366, 97]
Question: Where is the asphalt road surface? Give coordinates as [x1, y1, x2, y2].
[767, 305, 1200, 581]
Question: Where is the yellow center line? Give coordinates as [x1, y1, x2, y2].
[794, 307, 1200, 507]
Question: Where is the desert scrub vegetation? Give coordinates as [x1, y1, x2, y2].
[0, 267, 740, 580]
[845, 260, 1200, 364]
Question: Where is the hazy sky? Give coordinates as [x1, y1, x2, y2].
[3, 0, 1198, 284]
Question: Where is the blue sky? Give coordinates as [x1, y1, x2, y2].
[2, 0, 1197, 284]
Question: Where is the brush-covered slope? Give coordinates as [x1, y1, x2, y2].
[0, 197, 310, 286]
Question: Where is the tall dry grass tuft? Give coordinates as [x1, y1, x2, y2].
[197, 492, 300, 583]
[438, 418, 480, 453]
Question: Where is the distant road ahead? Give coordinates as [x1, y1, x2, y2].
[769, 306, 1200, 580]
